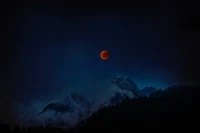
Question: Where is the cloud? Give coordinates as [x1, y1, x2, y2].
[0, 84, 119, 128]
[0, 75, 176, 128]
[4, 92, 97, 128]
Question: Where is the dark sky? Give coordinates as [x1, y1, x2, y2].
[1, 0, 200, 124]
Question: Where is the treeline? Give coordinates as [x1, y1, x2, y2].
[1, 85, 200, 133]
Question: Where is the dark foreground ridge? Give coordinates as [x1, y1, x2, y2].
[1, 85, 200, 133]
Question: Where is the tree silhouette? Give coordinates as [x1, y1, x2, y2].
[0, 85, 200, 133]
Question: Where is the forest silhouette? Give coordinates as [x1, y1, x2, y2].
[1, 85, 199, 133]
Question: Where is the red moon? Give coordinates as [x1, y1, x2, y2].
[100, 50, 109, 60]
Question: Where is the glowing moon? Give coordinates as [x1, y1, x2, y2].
[100, 50, 109, 60]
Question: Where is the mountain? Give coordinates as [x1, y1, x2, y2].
[99, 76, 146, 108]
[37, 92, 96, 128]
[111, 76, 146, 98]
[1, 85, 199, 132]
[109, 92, 128, 105]
[40, 76, 145, 115]
[37, 76, 148, 127]
[141, 87, 157, 96]
[62, 92, 93, 110]
[39, 103, 73, 114]
[39, 92, 94, 116]
[74, 85, 200, 132]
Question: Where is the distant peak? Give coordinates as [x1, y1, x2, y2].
[111, 76, 146, 97]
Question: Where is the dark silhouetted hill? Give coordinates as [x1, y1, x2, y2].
[1, 85, 200, 133]
[74, 85, 200, 132]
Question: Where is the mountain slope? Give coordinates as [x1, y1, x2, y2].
[74, 85, 200, 132]
[141, 86, 156, 96]
[37, 92, 95, 127]
[40, 92, 93, 115]
[111, 76, 146, 98]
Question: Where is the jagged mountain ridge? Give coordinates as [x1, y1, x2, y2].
[111, 76, 146, 98]
[37, 92, 95, 127]
[39, 92, 93, 115]
[106, 76, 158, 106]
[98, 76, 149, 107]
[40, 76, 146, 114]
[38, 76, 157, 127]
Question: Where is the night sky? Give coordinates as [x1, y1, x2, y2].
[1, 0, 200, 125]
